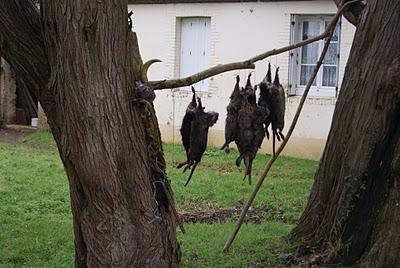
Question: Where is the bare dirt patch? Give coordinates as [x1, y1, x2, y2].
[0, 125, 33, 144]
[0, 126, 55, 150]
[179, 204, 286, 224]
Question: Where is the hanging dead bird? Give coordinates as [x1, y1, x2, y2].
[220, 75, 242, 153]
[177, 89, 219, 186]
[235, 74, 268, 184]
[269, 67, 286, 156]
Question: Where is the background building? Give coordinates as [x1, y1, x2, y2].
[128, 0, 356, 160]
[0, 1, 355, 160]
[0, 59, 38, 128]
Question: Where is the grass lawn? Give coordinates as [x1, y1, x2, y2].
[0, 132, 318, 267]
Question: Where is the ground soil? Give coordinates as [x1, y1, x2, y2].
[179, 203, 287, 224]
[0, 125, 35, 144]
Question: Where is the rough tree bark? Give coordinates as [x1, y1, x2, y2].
[333, 0, 365, 26]
[0, 1, 180, 267]
[291, 0, 400, 267]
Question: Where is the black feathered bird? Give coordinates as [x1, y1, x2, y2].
[178, 88, 219, 186]
[220, 75, 242, 153]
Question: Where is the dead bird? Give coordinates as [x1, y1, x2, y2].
[220, 75, 242, 153]
[177, 89, 219, 186]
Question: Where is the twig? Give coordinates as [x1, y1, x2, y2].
[222, 0, 360, 253]
[149, 22, 337, 90]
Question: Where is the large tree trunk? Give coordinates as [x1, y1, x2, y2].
[1, 1, 180, 267]
[291, 1, 400, 267]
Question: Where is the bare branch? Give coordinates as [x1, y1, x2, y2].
[149, 61, 255, 90]
[334, 0, 366, 26]
[0, 0, 49, 98]
[141, 59, 162, 82]
[222, 0, 362, 253]
[248, 30, 330, 63]
[149, 13, 342, 90]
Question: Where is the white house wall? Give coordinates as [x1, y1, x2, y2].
[128, 1, 355, 160]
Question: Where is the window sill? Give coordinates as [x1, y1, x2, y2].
[171, 88, 212, 98]
[287, 95, 337, 106]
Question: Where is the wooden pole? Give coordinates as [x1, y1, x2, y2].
[222, 0, 359, 252]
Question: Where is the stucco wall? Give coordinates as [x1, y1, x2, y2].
[131, 1, 356, 160]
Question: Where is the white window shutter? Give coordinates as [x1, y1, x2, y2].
[288, 15, 299, 96]
[180, 17, 211, 91]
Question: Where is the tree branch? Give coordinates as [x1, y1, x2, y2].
[0, 0, 49, 98]
[149, 13, 341, 90]
[222, 0, 361, 253]
[334, 0, 366, 26]
[149, 61, 255, 90]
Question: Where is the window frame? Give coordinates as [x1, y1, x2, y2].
[289, 15, 341, 97]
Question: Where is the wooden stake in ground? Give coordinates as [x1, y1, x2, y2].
[222, 0, 359, 252]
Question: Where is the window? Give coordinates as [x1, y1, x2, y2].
[289, 15, 341, 97]
[179, 17, 211, 91]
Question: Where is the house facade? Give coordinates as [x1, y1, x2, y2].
[0, 59, 16, 126]
[128, 0, 356, 160]
[0, 58, 39, 127]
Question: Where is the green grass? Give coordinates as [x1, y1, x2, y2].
[166, 144, 317, 223]
[0, 143, 73, 267]
[178, 222, 296, 268]
[0, 132, 317, 267]
[22, 131, 56, 146]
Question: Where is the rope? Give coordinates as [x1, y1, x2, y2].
[136, 96, 186, 233]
